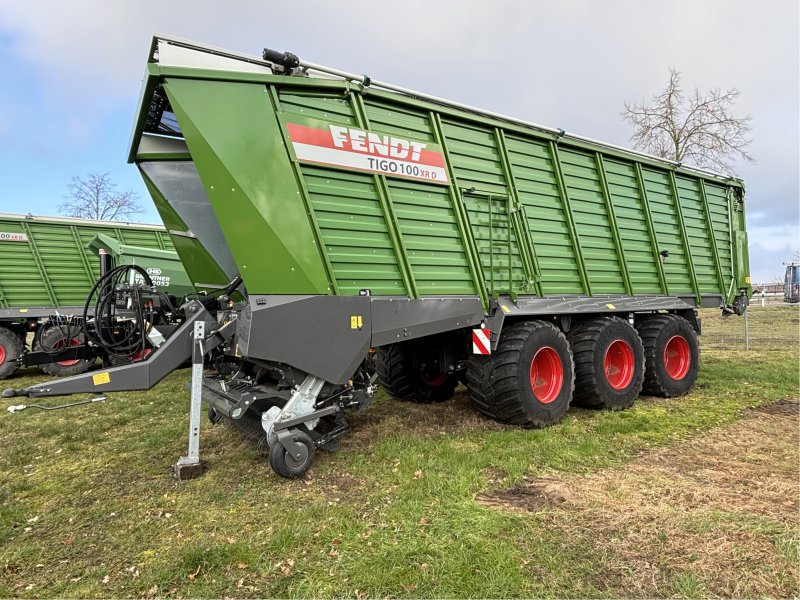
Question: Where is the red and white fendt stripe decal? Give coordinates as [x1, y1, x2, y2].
[472, 327, 491, 355]
[287, 123, 449, 184]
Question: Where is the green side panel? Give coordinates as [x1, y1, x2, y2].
[439, 119, 526, 295]
[90, 233, 194, 299]
[602, 159, 662, 294]
[164, 78, 330, 294]
[302, 165, 406, 295]
[558, 148, 626, 294]
[503, 135, 583, 295]
[0, 216, 172, 308]
[704, 182, 734, 293]
[735, 230, 750, 290]
[441, 119, 508, 195]
[276, 89, 406, 296]
[363, 99, 438, 143]
[140, 172, 233, 293]
[387, 179, 477, 296]
[461, 192, 526, 295]
[640, 168, 693, 293]
[279, 90, 357, 126]
[673, 176, 719, 293]
[363, 100, 476, 296]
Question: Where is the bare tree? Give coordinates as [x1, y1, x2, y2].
[622, 69, 754, 173]
[60, 173, 143, 221]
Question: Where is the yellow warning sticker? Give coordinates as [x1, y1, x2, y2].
[745, 276, 751, 283]
[19, 308, 28, 313]
[606, 303, 616, 309]
[500, 305, 511, 314]
[350, 315, 363, 330]
[92, 372, 110, 386]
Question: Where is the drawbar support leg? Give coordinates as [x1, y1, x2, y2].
[174, 320, 206, 480]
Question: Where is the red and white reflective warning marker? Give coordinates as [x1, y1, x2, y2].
[472, 327, 491, 355]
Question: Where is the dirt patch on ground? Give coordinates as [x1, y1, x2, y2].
[480, 401, 800, 597]
[751, 397, 799, 416]
[477, 478, 572, 511]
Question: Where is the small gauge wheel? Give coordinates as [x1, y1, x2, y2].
[268, 429, 316, 478]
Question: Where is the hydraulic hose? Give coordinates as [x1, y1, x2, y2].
[82, 264, 154, 360]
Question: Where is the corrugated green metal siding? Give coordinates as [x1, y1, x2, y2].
[558, 149, 626, 294]
[363, 100, 437, 143]
[278, 91, 356, 126]
[704, 182, 734, 292]
[389, 180, 477, 295]
[302, 166, 407, 296]
[235, 84, 743, 303]
[674, 176, 719, 293]
[640, 168, 693, 293]
[603, 159, 662, 294]
[0, 216, 173, 308]
[441, 120, 507, 195]
[504, 136, 583, 295]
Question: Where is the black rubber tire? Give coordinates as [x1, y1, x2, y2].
[268, 429, 316, 478]
[466, 320, 574, 428]
[567, 317, 645, 410]
[375, 343, 458, 404]
[0, 326, 23, 380]
[636, 314, 700, 397]
[35, 327, 92, 377]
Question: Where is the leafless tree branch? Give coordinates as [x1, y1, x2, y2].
[59, 173, 143, 221]
[621, 68, 754, 173]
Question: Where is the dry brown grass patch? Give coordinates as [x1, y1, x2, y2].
[480, 399, 800, 597]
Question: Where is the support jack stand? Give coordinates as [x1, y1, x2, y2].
[174, 321, 205, 480]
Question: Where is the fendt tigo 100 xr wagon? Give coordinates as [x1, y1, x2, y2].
[4, 36, 752, 478]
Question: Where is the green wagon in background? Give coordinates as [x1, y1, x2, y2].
[10, 36, 752, 478]
[0, 213, 197, 378]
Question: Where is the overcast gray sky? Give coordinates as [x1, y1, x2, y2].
[0, 0, 797, 283]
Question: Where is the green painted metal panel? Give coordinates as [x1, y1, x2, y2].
[163, 78, 330, 294]
[140, 170, 235, 293]
[558, 148, 626, 294]
[603, 159, 662, 294]
[303, 166, 407, 295]
[388, 179, 478, 296]
[504, 136, 583, 295]
[674, 175, 720, 293]
[0, 214, 174, 309]
[132, 53, 750, 306]
[703, 182, 735, 295]
[639, 168, 694, 294]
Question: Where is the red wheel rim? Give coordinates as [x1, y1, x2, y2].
[529, 346, 563, 404]
[664, 335, 691, 380]
[0, 345, 5, 365]
[603, 339, 634, 390]
[422, 372, 448, 386]
[54, 337, 82, 367]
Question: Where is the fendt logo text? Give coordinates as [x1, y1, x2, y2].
[329, 126, 427, 162]
[287, 121, 449, 185]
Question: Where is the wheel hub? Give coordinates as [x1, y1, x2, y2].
[603, 339, 634, 390]
[285, 443, 309, 469]
[664, 335, 691, 380]
[53, 337, 82, 367]
[529, 346, 563, 404]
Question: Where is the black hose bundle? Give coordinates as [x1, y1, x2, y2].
[34, 314, 84, 356]
[82, 264, 156, 360]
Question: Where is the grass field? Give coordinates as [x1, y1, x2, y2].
[0, 307, 798, 598]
